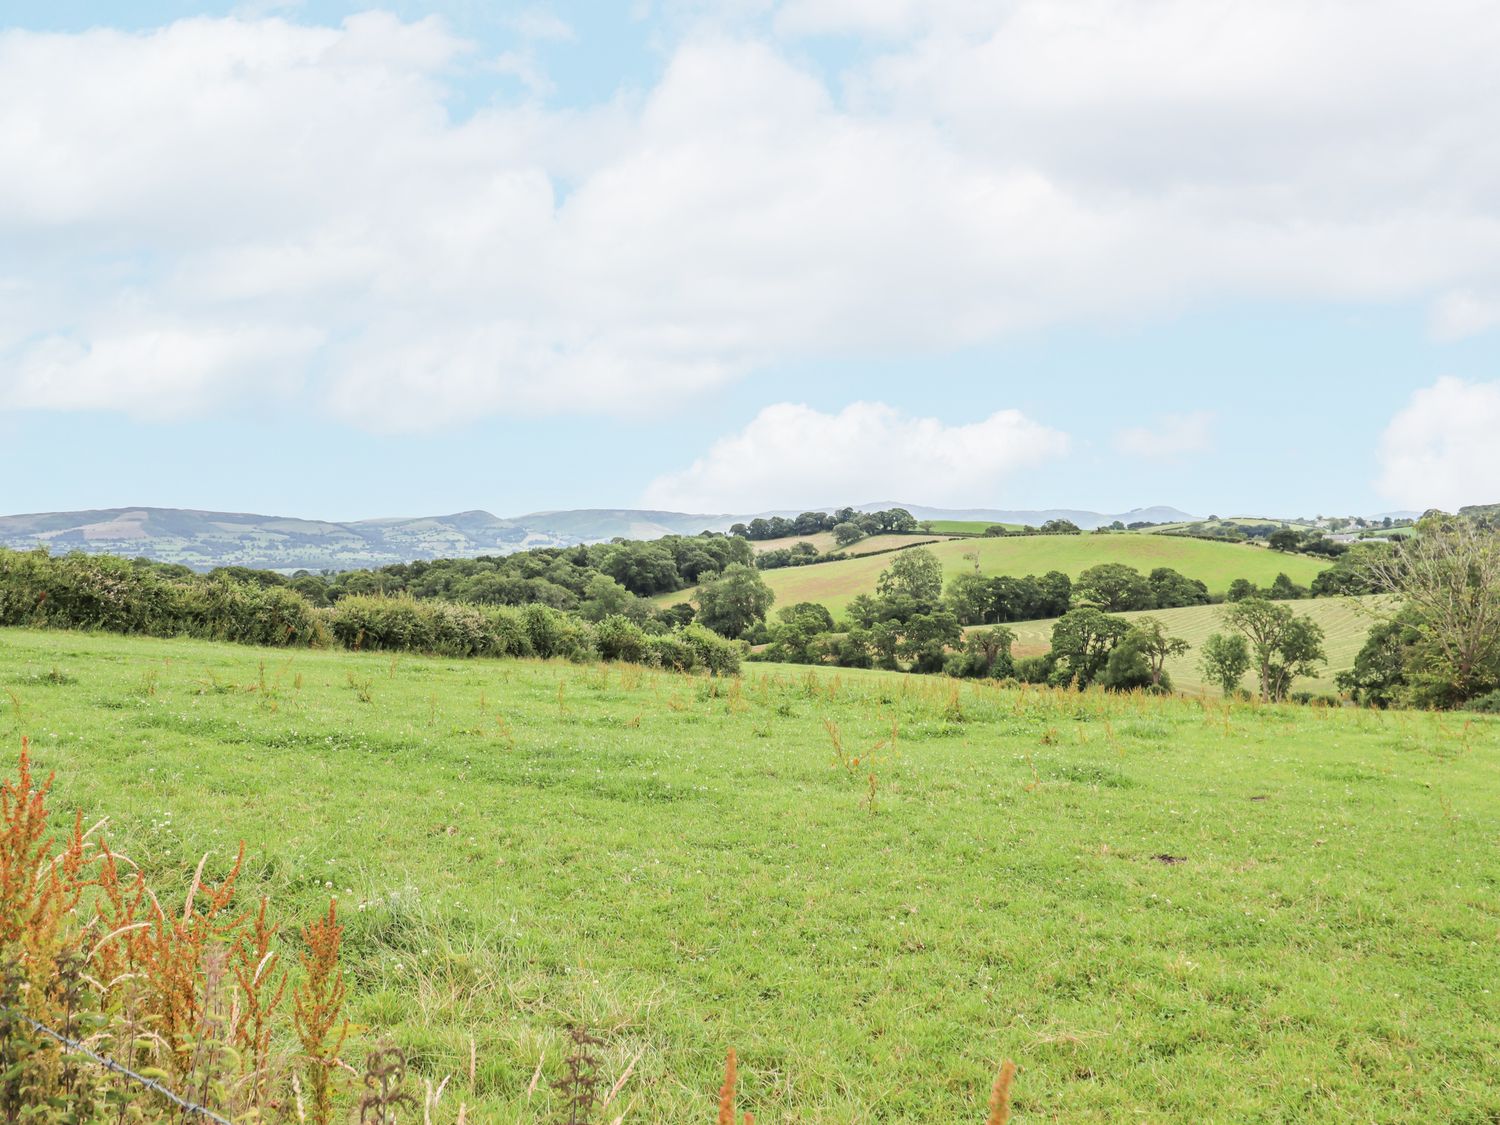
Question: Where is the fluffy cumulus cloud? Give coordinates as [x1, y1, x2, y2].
[1376, 378, 1500, 511]
[1113, 411, 1214, 459]
[642, 401, 1070, 511]
[3, 4, 1500, 430]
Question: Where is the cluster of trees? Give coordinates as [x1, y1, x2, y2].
[980, 518, 1082, 537]
[753, 548, 965, 673]
[729, 507, 918, 544]
[0, 547, 744, 673]
[740, 545, 1339, 700]
[1339, 514, 1500, 710]
[946, 562, 1208, 625]
[1014, 597, 1326, 701]
[192, 535, 756, 635]
[1267, 528, 1347, 558]
[754, 541, 849, 570]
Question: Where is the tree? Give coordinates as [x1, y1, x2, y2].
[1122, 616, 1190, 688]
[845, 593, 882, 630]
[944, 571, 994, 626]
[949, 626, 1016, 679]
[1361, 514, 1500, 704]
[1336, 616, 1420, 707]
[1039, 518, 1081, 535]
[1221, 598, 1327, 701]
[1268, 528, 1303, 553]
[578, 574, 636, 622]
[1149, 567, 1210, 609]
[1267, 572, 1307, 600]
[1226, 578, 1257, 602]
[832, 521, 865, 547]
[897, 610, 963, 672]
[696, 563, 774, 639]
[876, 547, 943, 605]
[1199, 632, 1251, 697]
[1073, 563, 1153, 612]
[1100, 630, 1156, 692]
[1049, 608, 1130, 688]
[763, 602, 836, 664]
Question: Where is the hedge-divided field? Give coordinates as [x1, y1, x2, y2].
[3, 627, 1496, 1121]
[675, 534, 1330, 619]
[1004, 596, 1388, 697]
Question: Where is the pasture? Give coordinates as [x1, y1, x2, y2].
[749, 533, 958, 557]
[2, 627, 1496, 1122]
[1004, 596, 1387, 697]
[923, 520, 1022, 534]
[732, 534, 1329, 619]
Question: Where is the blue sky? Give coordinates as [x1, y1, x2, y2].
[3, 2, 1499, 521]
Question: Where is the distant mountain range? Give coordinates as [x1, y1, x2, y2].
[0, 503, 1199, 571]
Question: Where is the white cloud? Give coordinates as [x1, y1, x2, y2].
[1113, 411, 1214, 459]
[2, 6, 1500, 430]
[1430, 291, 1500, 341]
[1376, 377, 1500, 511]
[642, 401, 1070, 511]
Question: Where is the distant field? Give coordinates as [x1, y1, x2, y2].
[717, 534, 1330, 618]
[750, 532, 958, 557]
[4, 627, 1495, 1120]
[924, 520, 1022, 534]
[749, 531, 838, 554]
[1003, 596, 1388, 696]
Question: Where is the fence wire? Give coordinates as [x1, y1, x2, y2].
[3, 1006, 237, 1124]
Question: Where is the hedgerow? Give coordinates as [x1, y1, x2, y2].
[0, 549, 741, 674]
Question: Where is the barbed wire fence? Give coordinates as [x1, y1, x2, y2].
[2, 1004, 236, 1124]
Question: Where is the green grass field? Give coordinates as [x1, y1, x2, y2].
[1003, 596, 1388, 696]
[923, 520, 1021, 534]
[728, 535, 1329, 619]
[3, 627, 1496, 1121]
[750, 532, 957, 557]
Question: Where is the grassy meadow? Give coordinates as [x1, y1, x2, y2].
[749, 533, 959, 558]
[702, 535, 1329, 619]
[3, 626, 1497, 1122]
[923, 520, 1022, 534]
[1005, 597, 1388, 697]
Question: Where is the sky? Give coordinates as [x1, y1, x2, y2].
[3, 1, 1500, 521]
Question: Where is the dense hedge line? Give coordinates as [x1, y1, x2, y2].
[0, 549, 742, 674]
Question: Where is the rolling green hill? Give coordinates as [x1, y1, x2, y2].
[3, 627, 1495, 1120]
[687, 534, 1330, 618]
[1003, 596, 1387, 696]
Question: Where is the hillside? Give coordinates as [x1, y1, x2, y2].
[0, 503, 1203, 570]
[693, 534, 1330, 618]
[1004, 596, 1386, 696]
[4, 628, 1495, 1120]
[0, 507, 541, 571]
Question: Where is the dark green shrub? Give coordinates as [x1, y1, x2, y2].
[594, 614, 650, 663]
[680, 623, 742, 675]
[1462, 689, 1500, 713]
[645, 633, 696, 672]
[324, 595, 434, 652]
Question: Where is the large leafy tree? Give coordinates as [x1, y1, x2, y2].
[1221, 598, 1326, 701]
[696, 563, 774, 639]
[1123, 616, 1190, 688]
[944, 571, 994, 625]
[876, 548, 943, 605]
[1199, 632, 1251, 697]
[1073, 564, 1153, 612]
[1148, 567, 1209, 609]
[1362, 514, 1500, 704]
[954, 626, 1016, 679]
[1049, 607, 1130, 688]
